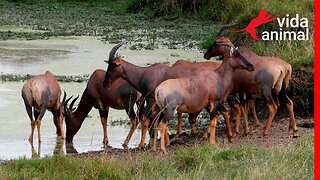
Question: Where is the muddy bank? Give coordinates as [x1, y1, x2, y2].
[74, 117, 314, 159]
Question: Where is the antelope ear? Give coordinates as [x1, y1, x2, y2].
[114, 58, 123, 65]
[229, 47, 235, 57]
[229, 46, 240, 57]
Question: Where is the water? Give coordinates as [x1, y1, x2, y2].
[0, 36, 205, 75]
[0, 82, 147, 160]
[0, 36, 204, 160]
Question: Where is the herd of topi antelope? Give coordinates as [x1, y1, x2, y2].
[21, 35, 298, 154]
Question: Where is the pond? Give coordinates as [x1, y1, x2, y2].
[0, 36, 205, 160]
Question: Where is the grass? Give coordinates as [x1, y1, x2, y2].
[0, 0, 314, 68]
[0, 1, 314, 178]
[246, 39, 314, 68]
[128, 0, 314, 68]
[0, 74, 90, 83]
[0, 0, 218, 50]
[0, 134, 314, 179]
[223, 0, 313, 25]
[219, 0, 314, 69]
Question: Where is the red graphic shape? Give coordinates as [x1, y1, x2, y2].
[229, 10, 277, 40]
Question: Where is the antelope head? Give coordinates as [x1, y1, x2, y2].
[64, 94, 80, 143]
[103, 44, 125, 87]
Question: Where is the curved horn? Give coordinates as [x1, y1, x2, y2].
[216, 42, 244, 58]
[219, 44, 248, 64]
[109, 44, 122, 61]
[64, 95, 73, 115]
[69, 95, 79, 112]
[65, 96, 73, 105]
[216, 42, 235, 49]
[62, 90, 67, 104]
[217, 22, 239, 37]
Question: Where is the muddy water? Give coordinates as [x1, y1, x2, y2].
[0, 82, 146, 160]
[0, 36, 205, 75]
[0, 36, 206, 160]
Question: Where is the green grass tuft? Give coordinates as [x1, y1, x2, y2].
[0, 135, 314, 179]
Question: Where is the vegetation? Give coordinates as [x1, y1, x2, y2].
[0, 134, 314, 179]
[0, 1, 314, 179]
[128, 0, 314, 67]
[0, 0, 218, 50]
[0, 0, 314, 66]
[0, 74, 90, 83]
[0, 0, 313, 116]
[128, 0, 315, 116]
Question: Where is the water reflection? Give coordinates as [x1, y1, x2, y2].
[30, 142, 41, 159]
[53, 137, 65, 155]
[29, 137, 66, 158]
[24, 127, 151, 159]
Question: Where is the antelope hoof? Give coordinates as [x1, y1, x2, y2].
[176, 130, 182, 137]
[138, 144, 146, 150]
[243, 132, 249, 137]
[122, 143, 129, 150]
[140, 146, 146, 151]
[232, 131, 238, 138]
[190, 128, 197, 135]
[292, 129, 299, 138]
[227, 136, 233, 143]
[288, 125, 297, 132]
[255, 121, 262, 127]
[165, 141, 170, 147]
[103, 144, 112, 149]
[103, 139, 109, 145]
[262, 127, 269, 137]
[151, 145, 157, 152]
[161, 148, 168, 155]
[260, 132, 268, 138]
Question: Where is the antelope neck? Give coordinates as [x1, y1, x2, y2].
[121, 62, 145, 93]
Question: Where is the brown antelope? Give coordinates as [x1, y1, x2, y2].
[171, 60, 220, 137]
[21, 71, 66, 143]
[64, 69, 142, 148]
[211, 23, 263, 136]
[103, 45, 235, 149]
[204, 37, 298, 137]
[155, 42, 254, 153]
[172, 61, 253, 138]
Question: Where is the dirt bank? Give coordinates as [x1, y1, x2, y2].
[73, 116, 313, 160]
